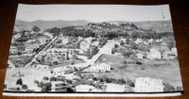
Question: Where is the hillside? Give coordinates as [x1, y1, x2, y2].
[14, 20, 88, 31]
[14, 20, 173, 33]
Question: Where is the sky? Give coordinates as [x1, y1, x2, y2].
[16, 4, 171, 22]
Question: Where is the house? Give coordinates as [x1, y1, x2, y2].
[134, 38, 143, 44]
[37, 35, 50, 45]
[52, 66, 71, 77]
[162, 49, 177, 60]
[147, 48, 161, 60]
[46, 48, 74, 60]
[64, 74, 79, 80]
[171, 47, 178, 56]
[24, 42, 40, 53]
[13, 33, 21, 40]
[91, 41, 99, 46]
[58, 35, 69, 45]
[105, 83, 125, 92]
[51, 81, 65, 91]
[155, 39, 162, 42]
[80, 40, 91, 53]
[9, 46, 18, 55]
[148, 39, 154, 43]
[75, 84, 102, 92]
[124, 59, 136, 64]
[84, 63, 111, 72]
[34, 64, 49, 70]
[136, 53, 144, 59]
[134, 77, 164, 92]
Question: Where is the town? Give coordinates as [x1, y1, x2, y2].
[4, 21, 182, 93]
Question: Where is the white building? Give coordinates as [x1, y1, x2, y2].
[91, 41, 99, 46]
[34, 64, 49, 70]
[136, 53, 145, 59]
[80, 40, 91, 52]
[163, 50, 177, 60]
[58, 35, 69, 45]
[9, 46, 18, 55]
[46, 48, 74, 60]
[147, 48, 161, 60]
[134, 77, 164, 92]
[76, 84, 102, 92]
[105, 83, 125, 92]
[171, 47, 178, 56]
[84, 63, 111, 72]
[135, 38, 143, 44]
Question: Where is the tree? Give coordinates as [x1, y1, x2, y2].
[32, 25, 40, 32]
[47, 27, 61, 36]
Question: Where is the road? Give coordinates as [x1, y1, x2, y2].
[72, 39, 118, 69]
[86, 39, 117, 65]
[25, 36, 58, 68]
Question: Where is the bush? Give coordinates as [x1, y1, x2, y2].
[22, 84, 28, 90]
[32, 25, 40, 32]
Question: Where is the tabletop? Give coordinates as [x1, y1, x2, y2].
[0, 0, 189, 99]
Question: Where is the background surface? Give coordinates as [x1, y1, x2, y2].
[0, 0, 189, 99]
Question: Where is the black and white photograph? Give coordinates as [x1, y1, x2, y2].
[3, 4, 183, 96]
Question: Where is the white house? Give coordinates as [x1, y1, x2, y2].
[84, 63, 111, 72]
[46, 48, 74, 60]
[135, 38, 143, 44]
[58, 35, 69, 45]
[34, 64, 49, 70]
[171, 47, 178, 56]
[76, 84, 102, 92]
[91, 41, 99, 46]
[9, 46, 18, 55]
[63, 73, 79, 80]
[134, 77, 164, 92]
[37, 35, 50, 45]
[52, 66, 71, 77]
[105, 83, 125, 92]
[147, 48, 161, 60]
[162, 50, 177, 60]
[136, 53, 145, 59]
[13, 33, 21, 40]
[80, 40, 91, 52]
[148, 39, 154, 43]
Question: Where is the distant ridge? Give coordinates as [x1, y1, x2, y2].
[15, 20, 89, 31]
[14, 20, 173, 33]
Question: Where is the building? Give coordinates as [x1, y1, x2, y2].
[37, 35, 50, 45]
[136, 53, 145, 59]
[80, 40, 91, 53]
[58, 35, 69, 45]
[75, 84, 102, 92]
[171, 47, 178, 56]
[84, 63, 111, 72]
[9, 46, 18, 55]
[134, 77, 164, 92]
[105, 83, 125, 92]
[147, 48, 161, 60]
[46, 48, 75, 60]
[135, 38, 143, 44]
[91, 40, 99, 46]
[162, 50, 177, 60]
[34, 64, 49, 70]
